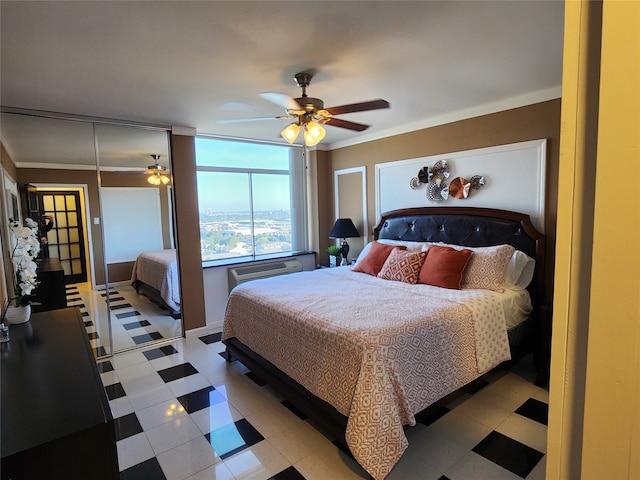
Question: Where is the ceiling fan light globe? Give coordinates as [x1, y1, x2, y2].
[160, 175, 170, 185]
[304, 121, 326, 146]
[281, 123, 300, 144]
[147, 175, 161, 185]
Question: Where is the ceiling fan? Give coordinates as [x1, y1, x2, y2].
[218, 71, 390, 146]
[145, 154, 170, 185]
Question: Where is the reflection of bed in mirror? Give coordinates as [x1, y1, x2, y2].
[131, 249, 181, 319]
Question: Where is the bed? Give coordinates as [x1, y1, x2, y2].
[223, 207, 545, 480]
[131, 249, 181, 319]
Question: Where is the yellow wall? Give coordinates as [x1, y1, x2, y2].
[547, 0, 640, 478]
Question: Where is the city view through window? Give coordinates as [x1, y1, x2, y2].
[196, 137, 300, 262]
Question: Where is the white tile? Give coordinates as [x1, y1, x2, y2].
[166, 372, 212, 397]
[116, 361, 165, 394]
[427, 412, 492, 450]
[127, 383, 176, 411]
[472, 372, 537, 412]
[223, 440, 290, 480]
[184, 461, 235, 480]
[190, 402, 243, 435]
[293, 442, 370, 480]
[526, 454, 546, 480]
[445, 451, 521, 480]
[495, 412, 547, 453]
[146, 415, 204, 455]
[109, 395, 135, 419]
[267, 420, 334, 465]
[116, 432, 155, 471]
[136, 398, 188, 431]
[245, 401, 305, 438]
[148, 352, 186, 371]
[111, 349, 149, 369]
[156, 436, 220, 480]
[447, 396, 513, 430]
[389, 424, 468, 476]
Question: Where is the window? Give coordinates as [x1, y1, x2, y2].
[195, 136, 307, 263]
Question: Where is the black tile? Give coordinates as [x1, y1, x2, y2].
[157, 363, 199, 383]
[84, 320, 94, 328]
[93, 346, 108, 357]
[101, 290, 119, 297]
[123, 320, 151, 330]
[87, 332, 99, 340]
[176, 386, 226, 414]
[110, 303, 133, 310]
[97, 360, 114, 373]
[131, 332, 163, 344]
[120, 457, 166, 480]
[472, 431, 544, 478]
[269, 466, 307, 480]
[437, 477, 451, 480]
[281, 400, 307, 420]
[80, 311, 89, 317]
[66, 295, 81, 301]
[205, 418, 264, 459]
[143, 345, 179, 361]
[515, 398, 549, 426]
[245, 371, 266, 386]
[199, 332, 222, 344]
[116, 311, 141, 320]
[66, 285, 78, 290]
[114, 412, 143, 441]
[69, 303, 86, 309]
[105, 382, 127, 400]
[107, 296, 126, 302]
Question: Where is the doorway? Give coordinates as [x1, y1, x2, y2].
[27, 188, 88, 284]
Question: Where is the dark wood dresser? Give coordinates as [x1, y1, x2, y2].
[32, 258, 67, 313]
[1, 308, 119, 479]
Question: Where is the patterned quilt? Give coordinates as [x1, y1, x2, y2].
[130, 249, 180, 311]
[223, 267, 511, 479]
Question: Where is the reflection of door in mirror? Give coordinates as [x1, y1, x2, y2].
[0, 111, 182, 357]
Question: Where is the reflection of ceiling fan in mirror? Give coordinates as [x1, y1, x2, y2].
[146, 154, 170, 185]
[218, 71, 390, 146]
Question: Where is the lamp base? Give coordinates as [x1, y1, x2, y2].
[340, 240, 350, 265]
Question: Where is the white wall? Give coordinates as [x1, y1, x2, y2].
[202, 252, 317, 330]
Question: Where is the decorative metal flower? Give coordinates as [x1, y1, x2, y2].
[409, 161, 485, 203]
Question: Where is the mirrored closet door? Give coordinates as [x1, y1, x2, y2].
[0, 110, 182, 357]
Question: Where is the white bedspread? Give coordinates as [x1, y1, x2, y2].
[223, 267, 514, 479]
[131, 249, 180, 311]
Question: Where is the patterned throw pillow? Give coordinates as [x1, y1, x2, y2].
[377, 249, 427, 284]
[462, 244, 515, 292]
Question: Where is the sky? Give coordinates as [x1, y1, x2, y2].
[195, 137, 294, 213]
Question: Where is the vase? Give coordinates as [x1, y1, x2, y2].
[5, 304, 31, 324]
[329, 255, 341, 268]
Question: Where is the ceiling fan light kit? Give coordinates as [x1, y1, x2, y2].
[220, 71, 390, 146]
[146, 154, 170, 185]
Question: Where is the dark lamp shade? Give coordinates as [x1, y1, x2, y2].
[329, 218, 360, 239]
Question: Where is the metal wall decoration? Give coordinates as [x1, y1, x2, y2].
[409, 160, 485, 203]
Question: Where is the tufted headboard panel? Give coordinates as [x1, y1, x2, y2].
[373, 207, 546, 305]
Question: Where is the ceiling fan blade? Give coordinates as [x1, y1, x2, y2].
[325, 99, 390, 116]
[260, 93, 304, 111]
[217, 115, 291, 124]
[320, 117, 370, 132]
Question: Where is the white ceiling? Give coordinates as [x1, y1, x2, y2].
[1, 0, 564, 161]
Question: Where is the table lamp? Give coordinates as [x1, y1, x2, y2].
[329, 218, 360, 265]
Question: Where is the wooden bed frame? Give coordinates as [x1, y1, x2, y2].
[133, 280, 181, 319]
[224, 206, 546, 450]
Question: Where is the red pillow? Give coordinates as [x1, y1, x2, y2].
[418, 245, 473, 289]
[353, 242, 406, 276]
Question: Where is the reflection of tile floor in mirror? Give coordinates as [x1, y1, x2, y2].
[66, 282, 182, 356]
[100, 334, 549, 480]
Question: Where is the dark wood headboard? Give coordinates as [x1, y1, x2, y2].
[373, 207, 546, 307]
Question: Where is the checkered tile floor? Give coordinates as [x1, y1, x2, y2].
[66, 283, 182, 356]
[99, 333, 548, 480]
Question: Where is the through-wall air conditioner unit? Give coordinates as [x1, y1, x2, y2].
[228, 259, 302, 292]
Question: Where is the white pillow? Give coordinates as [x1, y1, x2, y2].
[376, 239, 430, 252]
[505, 250, 536, 290]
